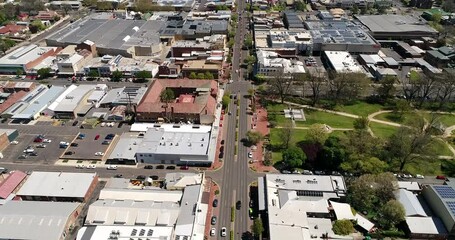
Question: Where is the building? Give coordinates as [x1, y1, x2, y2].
[283, 11, 305, 29]
[422, 184, 455, 236]
[268, 30, 312, 54]
[135, 124, 214, 166]
[0, 171, 27, 202]
[3, 81, 36, 93]
[425, 46, 455, 68]
[46, 15, 165, 58]
[136, 79, 218, 124]
[0, 201, 80, 240]
[0, 128, 18, 143]
[305, 20, 381, 54]
[356, 15, 439, 40]
[158, 61, 181, 78]
[322, 51, 363, 73]
[77, 226, 174, 240]
[0, 44, 58, 74]
[164, 172, 203, 190]
[16, 171, 98, 202]
[106, 133, 142, 165]
[48, 1, 82, 9]
[0, 91, 27, 115]
[181, 60, 221, 79]
[34, 10, 59, 21]
[52, 85, 96, 119]
[99, 86, 148, 108]
[56, 45, 93, 76]
[256, 50, 305, 77]
[0, 24, 27, 36]
[258, 174, 347, 240]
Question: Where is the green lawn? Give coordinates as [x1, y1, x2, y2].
[404, 157, 443, 175]
[369, 122, 398, 139]
[295, 110, 355, 128]
[335, 101, 384, 117]
[374, 111, 455, 127]
[429, 138, 454, 157]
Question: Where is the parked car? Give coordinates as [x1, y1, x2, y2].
[281, 170, 291, 174]
[76, 164, 85, 169]
[0, 167, 8, 174]
[415, 174, 424, 179]
[70, 143, 78, 147]
[166, 166, 176, 170]
[107, 165, 118, 170]
[437, 175, 447, 180]
[210, 228, 216, 236]
[144, 165, 154, 169]
[36, 144, 46, 148]
[102, 140, 110, 145]
[95, 152, 104, 156]
[105, 134, 115, 140]
[114, 174, 123, 178]
[136, 175, 146, 180]
[77, 133, 85, 139]
[72, 120, 79, 126]
[211, 216, 217, 225]
[248, 152, 253, 158]
[42, 139, 51, 143]
[221, 227, 227, 237]
[87, 164, 96, 169]
[64, 151, 74, 155]
[10, 141, 18, 145]
[156, 165, 165, 169]
[236, 201, 242, 210]
[213, 199, 218, 207]
[33, 137, 43, 143]
[150, 175, 159, 180]
[23, 148, 34, 153]
[94, 135, 100, 140]
[180, 166, 189, 170]
[29, 152, 38, 156]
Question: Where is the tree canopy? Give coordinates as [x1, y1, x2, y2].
[378, 200, 405, 229]
[332, 220, 354, 235]
[282, 146, 306, 169]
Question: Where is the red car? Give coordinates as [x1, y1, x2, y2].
[436, 175, 447, 180]
[95, 134, 100, 140]
[180, 166, 189, 170]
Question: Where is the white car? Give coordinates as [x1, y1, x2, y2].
[248, 152, 253, 158]
[100, 122, 106, 127]
[95, 152, 104, 156]
[210, 228, 216, 236]
[43, 139, 52, 143]
[220, 227, 227, 237]
[36, 144, 46, 148]
[415, 174, 424, 179]
[76, 164, 85, 169]
[10, 141, 18, 145]
[23, 148, 34, 153]
[87, 164, 96, 169]
[107, 165, 118, 170]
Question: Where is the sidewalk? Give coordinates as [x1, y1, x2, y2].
[249, 99, 278, 173]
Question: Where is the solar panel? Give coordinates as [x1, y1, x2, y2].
[446, 201, 455, 215]
[434, 186, 455, 198]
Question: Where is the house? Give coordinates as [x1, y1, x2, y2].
[34, 10, 60, 21]
[181, 60, 221, 79]
[0, 24, 27, 36]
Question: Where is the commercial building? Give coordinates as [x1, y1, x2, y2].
[267, 30, 313, 54]
[256, 50, 305, 77]
[305, 20, 381, 54]
[3, 81, 36, 93]
[425, 46, 455, 68]
[356, 15, 439, 40]
[52, 85, 97, 119]
[181, 60, 221, 79]
[164, 172, 203, 190]
[77, 226, 174, 240]
[99, 87, 148, 108]
[136, 79, 218, 124]
[46, 15, 165, 58]
[322, 51, 363, 73]
[106, 133, 142, 165]
[0, 171, 27, 202]
[16, 171, 98, 202]
[56, 45, 93, 76]
[0, 91, 27, 115]
[135, 124, 214, 166]
[422, 184, 455, 236]
[258, 174, 347, 240]
[0, 201, 81, 240]
[0, 44, 58, 74]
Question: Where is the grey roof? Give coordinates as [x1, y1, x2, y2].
[85, 199, 180, 226]
[12, 86, 65, 119]
[53, 85, 94, 112]
[17, 171, 97, 199]
[395, 189, 427, 217]
[0, 201, 79, 240]
[174, 184, 202, 237]
[160, 20, 228, 36]
[265, 174, 347, 195]
[356, 15, 438, 34]
[3, 85, 48, 116]
[306, 20, 377, 45]
[107, 134, 142, 161]
[47, 17, 164, 50]
[100, 86, 148, 106]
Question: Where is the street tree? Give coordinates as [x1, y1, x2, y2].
[205, 72, 214, 79]
[377, 76, 396, 100]
[307, 123, 329, 145]
[332, 220, 354, 235]
[222, 92, 231, 109]
[251, 218, 264, 238]
[197, 73, 206, 79]
[353, 116, 369, 130]
[267, 71, 293, 103]
[36, 68, 52, 79]
[29, 20, 46, 34]
[62, 4, 72, 15]
[246, 130, 264, 145]
[341, 156, 388, 175]
[328, 72, 369, 103]
[385, 117, 435, 171]
[88, 69, 99, 79]
[244, 34, 253, 49]
[277, 121, 293, 148]
[392, 99, 411, 121]
[134, 71, 151, 82]
[282, 146, 306, 169]
[378, 200, 405, 229]
[15, 68, 23, 77]
[295, 1, 306, 11]
[435, 71, 455, 110]
[303, 69, 326, 106]
[351, 4, 359, 14]
[189, 72, 197, 79]
[2, 3, 19, 20]
[111, 70, 123, 82]
[316, 135, 347, 171]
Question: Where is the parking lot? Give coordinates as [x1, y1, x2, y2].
[60, 131, 118, 161]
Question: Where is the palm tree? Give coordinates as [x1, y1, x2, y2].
[160, 88, 175, 122]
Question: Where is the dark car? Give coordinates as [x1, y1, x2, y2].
[118, 122, 124, 128]
[236, 200, 241, 210]
[213, 199, 218, 207]
[219, 152, 224, 159]
[94, 134, 100, 140]
[166, 166, 176, 170]
[144, 165, 154, 169]
[34, 137, 43, 143]
[64, 151, 74, 155]
[156, 165, 165, 169]
[180, 166, 189, 170]
[114, 174, 123, 178]
[211, 216, 217, 225]
[105, 134, 115, 140]
[220, 140, 225, 145]
[72, 120, 79, 126]
[150, 175, 159, 180]
[220, 146, 224, 152]
[70, 143, 79, 147]
[136, 175, 146, 180]
[437, 175, 447, 180]
[29, 152, 38, 156]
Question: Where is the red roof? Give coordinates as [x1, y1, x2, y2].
[0, 24, 26, 35]
[0, 91, 27, 114]
[0, 171, 27, 199]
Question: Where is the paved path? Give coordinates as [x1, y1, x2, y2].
[275, 126, 353, 131]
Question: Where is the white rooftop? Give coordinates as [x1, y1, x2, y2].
[324, 51, 362, 73]
[53, 85, 95, 112]
[395, 189, 427, 217]
[406, 217, 447, 235]
[76, 225, 174, 240]
[16, 171, 97, 199]
[165, 172, 203, 189]
[108, 133, 142, 161]
[0, 201, 79, 240]
[46, 85, 78, 111]
[0, 44, 57, 66]
[99, 188, 183, 202]
[398, 181, 421, 191]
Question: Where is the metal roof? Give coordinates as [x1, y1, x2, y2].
[0, 171, 27, 199]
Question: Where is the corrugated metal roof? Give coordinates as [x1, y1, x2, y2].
[0, 171, 27, 199]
